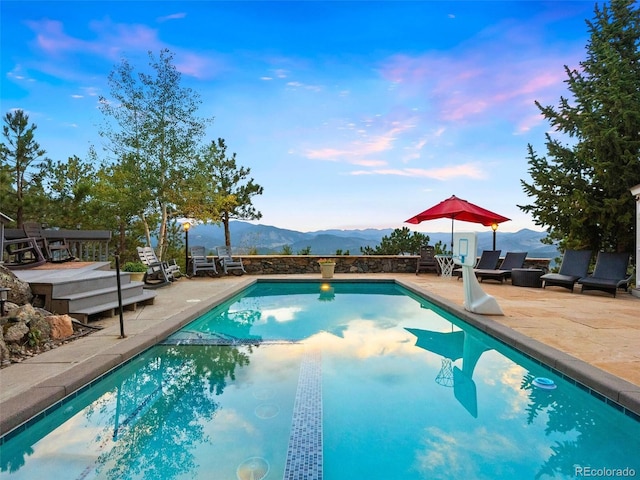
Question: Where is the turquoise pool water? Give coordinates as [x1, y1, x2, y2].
[1, 281, 639, 479]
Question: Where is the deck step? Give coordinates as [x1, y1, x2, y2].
[52, 281, 147, 312]
[68, 290, 157, 323]
[15, 264, 160, 323]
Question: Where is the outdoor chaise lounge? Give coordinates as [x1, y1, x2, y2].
[416, 245, 438, 275]
[474, 251, 528, 283]
[540, 249, 592, 292]
[190, 245, 217, 276]
[452, 249, 501, 280]
[216, 246, 246, 275]
[577, 251, 630, 297]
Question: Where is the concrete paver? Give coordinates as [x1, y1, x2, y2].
[1, 272, 638, 435]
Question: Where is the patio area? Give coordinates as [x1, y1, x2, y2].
[1, 271, 638, 435]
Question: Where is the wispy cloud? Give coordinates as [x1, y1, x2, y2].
[157, 12, 187, 22]
[349, 162, 487, 180]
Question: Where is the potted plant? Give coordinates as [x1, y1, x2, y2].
[318, 258, 336, 279]
[122, 261, 147, 282]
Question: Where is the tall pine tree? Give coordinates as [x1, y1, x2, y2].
[520, 0, 640, 254]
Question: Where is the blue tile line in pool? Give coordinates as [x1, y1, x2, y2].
[284, 349, 323, 480]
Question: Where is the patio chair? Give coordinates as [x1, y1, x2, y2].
[453, 250, 501, 280]
[577, 251, 630, 297]
[416, 245, 438, 275]
[216, 246, 246, 275]
[190, 245, 217, 276]
[3, 234, 47, 269]
[474, 252, 528, 283]
[22, 222, 74, 262]
[136, 246, 181, 287]
[540, 249, 592, 292]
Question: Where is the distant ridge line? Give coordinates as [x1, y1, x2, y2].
[182, 221, 558, 258]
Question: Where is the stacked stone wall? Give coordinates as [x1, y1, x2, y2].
[226, 256, 550, 275]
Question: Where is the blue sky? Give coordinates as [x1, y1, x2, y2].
[1, 1, 597, 234]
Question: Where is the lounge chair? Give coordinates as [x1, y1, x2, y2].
[23, 221, 74, 262]
[540, 250, 592, 292]
[453, 250, 501, 280]
[136, 246, 181, 287]
[577, 252, 630, 297]
[474, 252, 528, 283]
[416, 245, 438, 275]
[216, 246, 246, 275]
[190, 245, 217, 276]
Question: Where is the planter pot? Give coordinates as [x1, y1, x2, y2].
[128, 272, 145, 282]
[320, 263, 336, 279]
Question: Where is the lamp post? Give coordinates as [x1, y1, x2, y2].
[0, 287, 10, 316]
[491, 222, 499, 251]
[183, 221, 191, 274]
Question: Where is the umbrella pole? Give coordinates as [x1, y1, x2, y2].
[451, 217, 454, 253]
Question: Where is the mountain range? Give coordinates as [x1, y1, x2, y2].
[185, 221, 559, 259]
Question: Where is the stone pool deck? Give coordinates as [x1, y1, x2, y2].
[1, 272, 639, 436]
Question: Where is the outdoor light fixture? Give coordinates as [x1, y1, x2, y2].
[491, 222, 499, 251]
[0, 287, 9, 316]
[183, 222, 191, 274]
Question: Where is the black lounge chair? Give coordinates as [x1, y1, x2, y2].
[453, 249, 501, 280]
[474, 252, 527, 283]
[416, 245, 438, 275]
[577, 252, 630, 297]
[540, 249, 592, 292]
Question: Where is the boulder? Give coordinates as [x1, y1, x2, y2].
[47, 315, 74, 340]
[11, 304, 40, 324]
[3, 321, 29, 342]
[0, 265, 33, 305]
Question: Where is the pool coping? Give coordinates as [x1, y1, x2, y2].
[1, 276, 639, 439]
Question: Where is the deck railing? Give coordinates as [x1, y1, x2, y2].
[4, 228, 112, 262]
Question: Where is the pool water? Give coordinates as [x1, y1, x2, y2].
[1, 281, 639, 479]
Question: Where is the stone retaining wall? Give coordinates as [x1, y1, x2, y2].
[230, 256, 551, 275]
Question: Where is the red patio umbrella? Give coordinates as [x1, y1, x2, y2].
[405, 195, 510, 250]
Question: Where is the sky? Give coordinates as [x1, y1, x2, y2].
[1, 0, 598, 234]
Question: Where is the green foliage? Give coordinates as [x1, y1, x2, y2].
[279, 245, 293, 255]
[520, 0, 640, 254]
[191, 138, 264, 247]
[27, 328, 41, 347]
[433, 240, 450, 255]
[335, 249, 350, 255]
[0, 110, 47, 226]
[1, 49, 265, 263]
[122, 261, 147, 272]
[360, 227, 430, 255]
[297, 246, 312, 255]
[98, 49, 212, 259]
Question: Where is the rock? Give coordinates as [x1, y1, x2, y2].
[0, 265, 33, 305]
[47, 315, 74, 340]
[4, 321, 29, 342]
[30, 316, 52, 342]
[0, 336, 10, 365]
[11, 304, 39, 324]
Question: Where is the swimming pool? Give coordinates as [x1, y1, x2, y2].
[1, 280, 639, 479]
